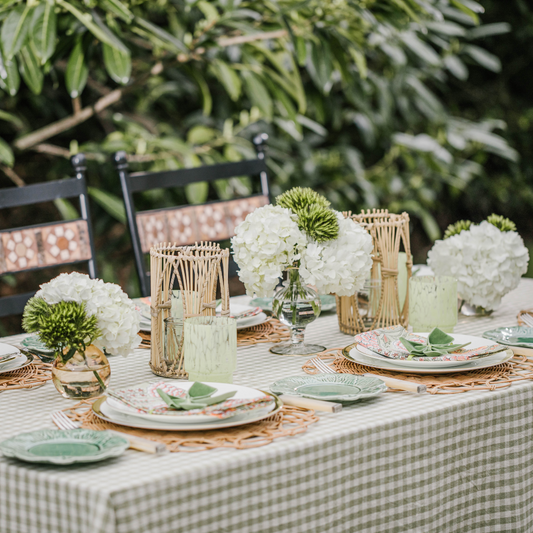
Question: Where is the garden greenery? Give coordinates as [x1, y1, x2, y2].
[0, 0, 522, 294]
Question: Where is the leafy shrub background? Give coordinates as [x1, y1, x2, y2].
[0, 0, 531, 327]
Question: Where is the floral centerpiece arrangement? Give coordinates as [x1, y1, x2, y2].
[23, 272, 141, 398]
[231, 187, 372, 355]
[427, 214, 529, 313]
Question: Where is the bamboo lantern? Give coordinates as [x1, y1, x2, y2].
[149, 242, 230, 377]
[336, 210, 412, 335]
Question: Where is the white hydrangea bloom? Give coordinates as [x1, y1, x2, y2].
[37, 272, 141, 356]
[427, 221, 529, 310]
[231, 205, 306, 297]
[299, 213, 373, 296]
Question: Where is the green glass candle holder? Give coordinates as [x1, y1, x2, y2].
[183, 316, 237, 383]
[409, 276, 457, 333]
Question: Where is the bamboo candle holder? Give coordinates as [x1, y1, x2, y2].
[149, 242, 230, 378]
[336, 210, 412, 335]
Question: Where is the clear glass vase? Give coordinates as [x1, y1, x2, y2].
[52, 345, 111, 399]
[270, 268, 325, 356]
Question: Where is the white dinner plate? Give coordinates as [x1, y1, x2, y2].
[106, 381, 275, 424]
[93, 395, 282, 431]
[342, 344, 514, 374]
[0, 352, 33, 374]
[237, 313, 268, 330]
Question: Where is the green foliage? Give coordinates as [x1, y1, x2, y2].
[443, 220, 472, 239]
[486, 214, 516, 233]
[0, 0, 526, 295]
[22, 298, 100, 360]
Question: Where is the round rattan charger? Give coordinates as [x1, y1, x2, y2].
[61, 399, 318, 452]
[302, 348, 533, 394]
[0, 359, 52, 392]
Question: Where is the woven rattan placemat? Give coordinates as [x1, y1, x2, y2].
[62, 399, 319, 452]
[138, 319, 290, 350]
[302, 348, 533, 394]
[0, 360, 52, 392]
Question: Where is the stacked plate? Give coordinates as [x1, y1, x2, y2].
[342, 327, 513, 374]
[0, 343, 34, 374]
[133, 299, 268, 332]
[20, 335, 55, 362]
[93, 381, 281, 431]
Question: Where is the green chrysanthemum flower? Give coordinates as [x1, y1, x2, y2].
[276, 187, 330, 212]
[486, 213, 517, 232]
[23, 298, 100, 360]
[298, 204, 339, 242]
[444, 220, 472, 239]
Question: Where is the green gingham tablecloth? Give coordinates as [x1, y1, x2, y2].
[2, 280, 533, 533]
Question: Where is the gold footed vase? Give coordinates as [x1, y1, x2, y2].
[52, 345, 111, 399]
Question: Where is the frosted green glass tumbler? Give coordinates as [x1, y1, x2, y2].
[409, 276, 457, 333]
[183, 316, 237, 383]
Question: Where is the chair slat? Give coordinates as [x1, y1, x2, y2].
[0, 220, 91, 275]
[136, 195, 269, 253]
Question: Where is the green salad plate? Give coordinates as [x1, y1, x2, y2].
[20, 335, 55, 362]
[0, 429, 129, 465]
[270, 374, 386, 403]
[483, 326, 533, 349]
[250, 294, 336, 313]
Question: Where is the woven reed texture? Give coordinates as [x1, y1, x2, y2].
[0, 360, 52, 392]
[336, 209, 412, 335]
[149, 242, 230, 378]
[62, 400, 319, 452]
[302, 349, 533, 394]
[517, 309, 533, 326]
[138, 319, 290, 350]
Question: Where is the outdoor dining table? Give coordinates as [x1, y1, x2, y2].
[2, 279, 533, 533]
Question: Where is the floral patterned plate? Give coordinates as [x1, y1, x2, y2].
[355, 326, 506, 362]
[0, 429, 128, 464]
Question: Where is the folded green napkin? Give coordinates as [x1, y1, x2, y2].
[400, 328, 471, 359]
[156, 382, 237, 411]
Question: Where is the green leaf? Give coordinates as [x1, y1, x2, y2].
[190, 70, 212, 116]
[463, 45, 501, 72]
[210, 60, 241, 101]
[99, 0, 134, 23]
[197, 1, 219, 23]
[18, 44, 44, 94]
[0, 138, 14, 167]
[32, 1, 56, 65]
[242, 71, 272, 119]
[87, 187, 126, 224]
[54, 198, 79, 221]
[187, 126, 216, 144]
[65, 39, 88, 98]
[467, 23, 511, 40]
[0, 109, 24, 129]
[1, 5, 32, 60]
[0, 56, 20, 96]
[185, 182, 209, 205]
[56, 0, 128, 53]
[134, 16, 187, 53]
[103, 43, 131, 85]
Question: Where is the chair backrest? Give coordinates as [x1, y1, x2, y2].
[0, 154, 97, 317]
[114, 133, 270, 297]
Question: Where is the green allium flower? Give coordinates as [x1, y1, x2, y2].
[444, 220, 472, 239]
[276, 187, 330, 212]
[23, 298, 100, 361]
[486, 213, 517, 232]
[298, 204, 339, 242]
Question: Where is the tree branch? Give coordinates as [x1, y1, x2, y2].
[0, 164, 26, 187]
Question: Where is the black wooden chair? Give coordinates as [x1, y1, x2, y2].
[0, 154, 97, 317]
[114, 133, 270, 297]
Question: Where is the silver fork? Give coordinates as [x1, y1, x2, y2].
[522, 313, 533, 328]
[51, 410, 167, 454]
[309, 357, 426, 393]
